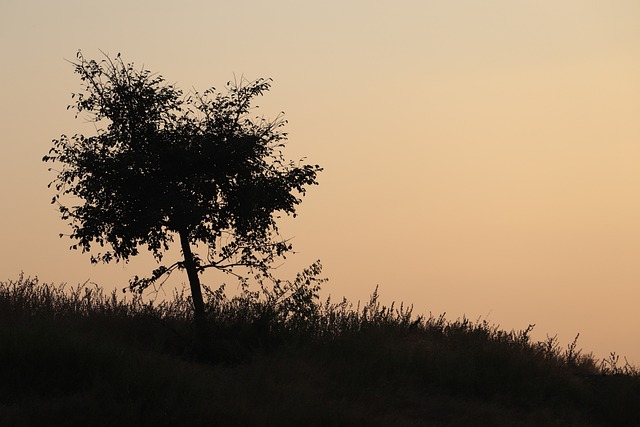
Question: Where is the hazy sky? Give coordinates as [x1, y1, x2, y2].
[2, 1, 640, 364]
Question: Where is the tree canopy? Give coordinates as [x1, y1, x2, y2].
[44, 51, 322, 339]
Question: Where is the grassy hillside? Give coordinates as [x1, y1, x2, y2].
[1, 274, 639, 426]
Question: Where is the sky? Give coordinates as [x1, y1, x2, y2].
[1, 1, 640, 364]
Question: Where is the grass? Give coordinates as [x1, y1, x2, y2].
[1, 273, 639, 426]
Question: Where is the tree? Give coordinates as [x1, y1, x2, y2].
[43, 51, 322, 347]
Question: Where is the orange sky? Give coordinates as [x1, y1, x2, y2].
[1, 1, 640, 364]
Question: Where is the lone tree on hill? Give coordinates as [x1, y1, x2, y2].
[43, 51, 322, 345]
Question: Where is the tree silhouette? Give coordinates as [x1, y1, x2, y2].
[43, 51, 321, 348]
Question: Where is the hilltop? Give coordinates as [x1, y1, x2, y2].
[1, 275, 639, 426]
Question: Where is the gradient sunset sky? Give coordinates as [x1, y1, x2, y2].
[1, 1, 639, 364]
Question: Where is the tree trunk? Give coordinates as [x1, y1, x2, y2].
[178, 228, 208, 354]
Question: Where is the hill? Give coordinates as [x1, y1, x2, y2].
[1, 274, 639, 426]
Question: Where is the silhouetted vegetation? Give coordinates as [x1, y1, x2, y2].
[43, 51, 321, 348]
[2, 273, 639, 426]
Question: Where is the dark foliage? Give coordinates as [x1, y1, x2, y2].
[43, 51, 321, 335]
[1, 275, 640, 426]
